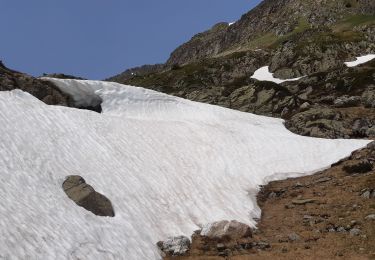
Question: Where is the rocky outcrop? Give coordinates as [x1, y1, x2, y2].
[0, 61, 71, 106]
[41, 73, 86, 80]
[62, 175, 115, 217]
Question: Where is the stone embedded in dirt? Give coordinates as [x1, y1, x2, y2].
[343, 160, 373, 174]
[200, 220, 252, 240]
[62, 175, 115, 217]
[157, 236, 190, 256]
[361, 190, 371, 199]
[349, 228, 361, 236]
[293, 182, 304, 188]
[292, 198, 316, 205]
[218, 249, 231, 257]
[365, 214, 375, 220]
[268, 192, 278, 198]
[288, 232, 301, 242]
[216, 243, 226, 251]
[313, 177, 332, 184]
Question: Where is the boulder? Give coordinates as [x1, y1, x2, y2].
[200, 220, 252, 240]
[334, 95, 361, 108]
[62, 175, 115, 217]
[343, 160, 373, 174]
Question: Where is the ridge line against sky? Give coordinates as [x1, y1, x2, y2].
[1, 0, 261, 79]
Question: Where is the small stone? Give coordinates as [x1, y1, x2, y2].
[361, 191, 371, 199]
[217, 243, 226, 251]
[292, 199, 316, 205]
[257, 241, 270, 249]
[268, 192, 277, 199]
[288, 232, 301, 241]
[350, 228, 361, 236]
[313, 177, 332, 184]
[300, 102, 310, 110]
[282, 247, 288, 253]
[218, 249, 230, 257]
[337, 227, 346, 233]
[365, 214, 375, 220]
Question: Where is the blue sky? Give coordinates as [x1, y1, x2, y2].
[1, 0, 260, 79]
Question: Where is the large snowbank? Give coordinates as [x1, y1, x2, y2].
[0, 79, 369, 259]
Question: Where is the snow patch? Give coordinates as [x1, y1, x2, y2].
[0, 79, 370, 260]
[250, 66, 303, 84]
[344, 54, 375, 67]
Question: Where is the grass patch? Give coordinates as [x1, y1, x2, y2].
[333, 15, 375, 31]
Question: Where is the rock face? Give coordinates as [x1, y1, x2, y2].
[0, 62, 103, 112]
[62, 175, 115, 217]
[200, 220, 252, 240]
[0, 61, 71, 106]
[157, 236, 191, 256]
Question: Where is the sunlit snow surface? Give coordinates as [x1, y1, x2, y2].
[0, 79, 370, 260]
[344, 54, 375, 67]
[251, 66, 303, 84]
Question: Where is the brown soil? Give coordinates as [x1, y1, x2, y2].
[164, 144, 375, 260]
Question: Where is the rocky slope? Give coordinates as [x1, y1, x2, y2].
[108, 0, 375, 139]
[162, 141, 375, 260]
[109, 20, 374, 139]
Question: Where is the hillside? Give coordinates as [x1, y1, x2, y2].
[167, 0, 375, 65]
[109, 3, 375, 139]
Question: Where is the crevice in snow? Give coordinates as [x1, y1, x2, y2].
[344, 54, 375, 67]
[250, 66, 303, 84]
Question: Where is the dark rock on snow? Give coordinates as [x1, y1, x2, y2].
[62, 175, 115, 217]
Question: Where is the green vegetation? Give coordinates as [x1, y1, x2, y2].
[245, 33, 279, 49]
[333, 15, 375, 31]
